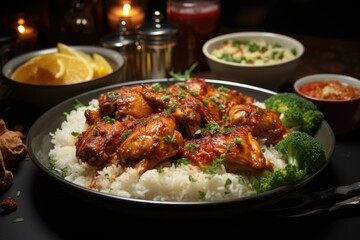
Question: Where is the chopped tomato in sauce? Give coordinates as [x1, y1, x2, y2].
[300, 80, 360, 100]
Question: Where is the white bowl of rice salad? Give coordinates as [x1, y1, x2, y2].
[203, 32, 304, 90]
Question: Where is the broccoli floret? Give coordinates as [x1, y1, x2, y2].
[251, 131, 326, 193]
[251, 164, 306, 193]
[275, 131, 326, 172]
[302, 110, 325, 134]
[264, 92, 324, 134]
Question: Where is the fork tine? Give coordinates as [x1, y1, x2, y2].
[285, 195, 360, 218]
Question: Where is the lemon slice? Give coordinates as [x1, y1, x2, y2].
[11, 53, 65, 84]
[57, 42, 113, 78]
[55, 53, 94, 83]
[57, 42, 81, 57]
[11, 53, 93, 84]
[57, 42, 97, 71]
[93, 53, 113, 78]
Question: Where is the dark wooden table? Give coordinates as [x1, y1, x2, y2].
[1, 33, 360, 240]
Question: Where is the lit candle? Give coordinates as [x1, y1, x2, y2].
[16, 17, 38, 49]
[107, 3, 145, 32]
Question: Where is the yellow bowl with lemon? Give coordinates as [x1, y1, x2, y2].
[2, 43, 124, 108]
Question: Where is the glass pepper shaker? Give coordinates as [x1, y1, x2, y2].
[135, 11, 178, 79]
[100, 21, 137, 81]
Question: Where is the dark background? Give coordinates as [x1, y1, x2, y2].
[1, 0, 359, 50]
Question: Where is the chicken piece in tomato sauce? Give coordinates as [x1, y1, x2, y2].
[117, 113, 185, 174]
[180, 126, 273, 173]
[228, 104, 290, 145]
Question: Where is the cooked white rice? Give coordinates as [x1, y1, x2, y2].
[48, 99, 286, 202]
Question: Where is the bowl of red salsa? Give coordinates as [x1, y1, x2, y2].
[294, 74, 360, 134]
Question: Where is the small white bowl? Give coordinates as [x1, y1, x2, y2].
[203, 32, 304, 90]
[294, 73, 360, 134]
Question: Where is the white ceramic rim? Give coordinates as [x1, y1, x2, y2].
[202, 31, 305, 68]
[293, 73, 360, 102]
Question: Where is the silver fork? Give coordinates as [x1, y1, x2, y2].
[286, 195, 360, 218]
[265, 182, 360, 218]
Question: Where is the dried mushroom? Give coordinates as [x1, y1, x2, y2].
[0, 118, 28, 192]
[0, 119, 28, 169]
[0, 196, 17, 213]
[0, 150, 14, 191]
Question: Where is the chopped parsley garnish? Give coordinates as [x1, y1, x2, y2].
[120, 130, 132, 141]
[184, 143, 197, 152]
[198, 191, 206, 200]
[60, 167, 68, 178]
[174, 88, 186, 99]
[195, 122, 231, 135]
[163, 135, 175, 144]
[209, 96, 225, 111]
[202, 144, 231, 174]
[102, 116, 115, 124]
[234, 137, 242, 145]
[74, 99, 85, 110]
[139, 119, 148, 126]
[107, 91, 120, 99]
[188, 90, 199, 96]
[151, 83, 168, 93]
[49, 158, 56, 170]
[218, 86, 228, 92]
[256, 107, 264, 114]
[176, 158, 191, 166]
[161, 95, 171, 101]
[224, 178, 232, 194]
[164, 103, 180, 114]
[189, 175, 197, 182]
[71, 131, 81, 137]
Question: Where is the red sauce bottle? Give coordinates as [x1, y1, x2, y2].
[167, 0, 220, 71]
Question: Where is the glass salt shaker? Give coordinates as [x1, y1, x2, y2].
[135, 11, 178, 79]
[100, 21, 137, 81]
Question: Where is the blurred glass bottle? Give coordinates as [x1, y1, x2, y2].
[0, 28, 18, 69]
[62, 0, 95, 45]
[167, 0, 220, 71]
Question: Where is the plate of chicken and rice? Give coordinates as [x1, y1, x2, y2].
[27, 77, 335, 218]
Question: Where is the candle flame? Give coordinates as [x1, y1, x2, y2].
[17, 25, 25, 34]
[17, 18, 26, 34]
[17, 18, 25, 25]
[123, 3, 131, 16]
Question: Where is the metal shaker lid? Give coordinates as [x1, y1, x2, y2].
[100, 21, 135, 51]
[136, 11, 178, 43]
